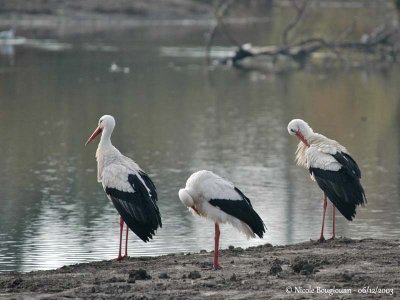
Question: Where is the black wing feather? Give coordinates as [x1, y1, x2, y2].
[209, 187, 266, 238]
[332, 152, 361, 178]
[138, 170, 158, 201]
[234, 187, 253, 208]
[105, 173, 162, 242]
[310, 166, 366, 221]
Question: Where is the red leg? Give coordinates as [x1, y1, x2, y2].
[332, 205, 336, 240]
[124, 223, 129, 258]
[319, 195, 327, 242]
[213, 223, 221, 270]
[117, 216, 124, 260]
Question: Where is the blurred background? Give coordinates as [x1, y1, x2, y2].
[0, 0, 399, 272]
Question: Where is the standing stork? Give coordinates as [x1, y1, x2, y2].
[85, 115, 162, 260]
[287, 119, 366, 241]
[179, 170, 266, 269]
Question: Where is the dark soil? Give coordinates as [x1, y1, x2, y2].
[0, 238, 399, 299]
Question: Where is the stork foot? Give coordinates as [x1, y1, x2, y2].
[318, 236, 326, 243]
[114, 255, 127, 262]
[213, 264, 222, 270]
[328, 235, 336, 241]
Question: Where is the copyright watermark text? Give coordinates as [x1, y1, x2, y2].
[285, 286, 394, 296]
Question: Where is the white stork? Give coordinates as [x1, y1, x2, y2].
[85, 115, 162, 260]
[179, 170, 266, 269]
[287, 119, 366, 241]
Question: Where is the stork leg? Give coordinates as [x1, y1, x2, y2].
[117, 216, 124, 261]
[213, 223, 221, 270]
[319, 195, 328, 242]
[331, 205, 336, 240]
[123, 223, 129, 258]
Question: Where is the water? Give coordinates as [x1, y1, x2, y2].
[0, 9, 399, 272]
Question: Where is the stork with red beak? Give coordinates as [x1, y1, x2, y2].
[86, 115, 162, 260]
[287, 119, 366, 241]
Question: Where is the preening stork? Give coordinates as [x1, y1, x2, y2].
[85, 115, 162, 260]
[287, 119, 366, 241]
[179, 170, 266, 269]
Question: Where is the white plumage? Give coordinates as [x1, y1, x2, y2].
[287, 119, 366, 241]
[288, 119, 347, 172]
[306, 145, 342, 173]
[179, 170, 265, 269]
[86, 115, 162, 260]
[180, 170, 254, 237]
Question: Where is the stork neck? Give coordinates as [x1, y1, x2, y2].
[99, 128, 113, 149]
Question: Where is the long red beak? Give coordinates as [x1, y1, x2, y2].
[85, 127, 102, 146]
[191, 206, 200, 215]
[295, 131, 310, 147]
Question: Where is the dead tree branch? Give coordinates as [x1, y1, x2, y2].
[282, 0, 310, 46]
[205, 0, 238, 65]
[207, 1, 400, 70]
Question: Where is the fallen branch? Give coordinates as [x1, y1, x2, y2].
[207, 1, 400, 70]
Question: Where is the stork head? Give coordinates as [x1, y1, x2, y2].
[85, 115, 115, 146]
[178, 188, 200, 215]
[287, 119, 314, 146]
[178, 189, 194, 208]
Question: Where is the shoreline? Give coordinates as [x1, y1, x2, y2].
[0, 0, 213, 37]
[1, 238, 398, 299]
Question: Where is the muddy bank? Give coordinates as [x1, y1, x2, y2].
[0, 238, 398, 299]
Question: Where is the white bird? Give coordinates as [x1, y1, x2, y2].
[85, 115, 162, 260]
[179, 170, 266, 269]
[287, 119, 366, 241]
[109, 62, 130, 74]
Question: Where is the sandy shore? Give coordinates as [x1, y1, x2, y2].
[0, 238, 398, 299]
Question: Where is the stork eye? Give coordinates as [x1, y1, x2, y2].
[290, 129, 296, 133]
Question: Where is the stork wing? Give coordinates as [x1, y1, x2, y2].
[308, 148, 366, 221]
[138, 170, 158, 201]
[102, 165, 162, 242]
[209, 187, 266, 238]
[331, 152, 362, 178]
[197, 174, 240, 201]
[306, 145, 342, 171]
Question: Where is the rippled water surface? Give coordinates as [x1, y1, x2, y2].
[0, 13, 399, 272]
